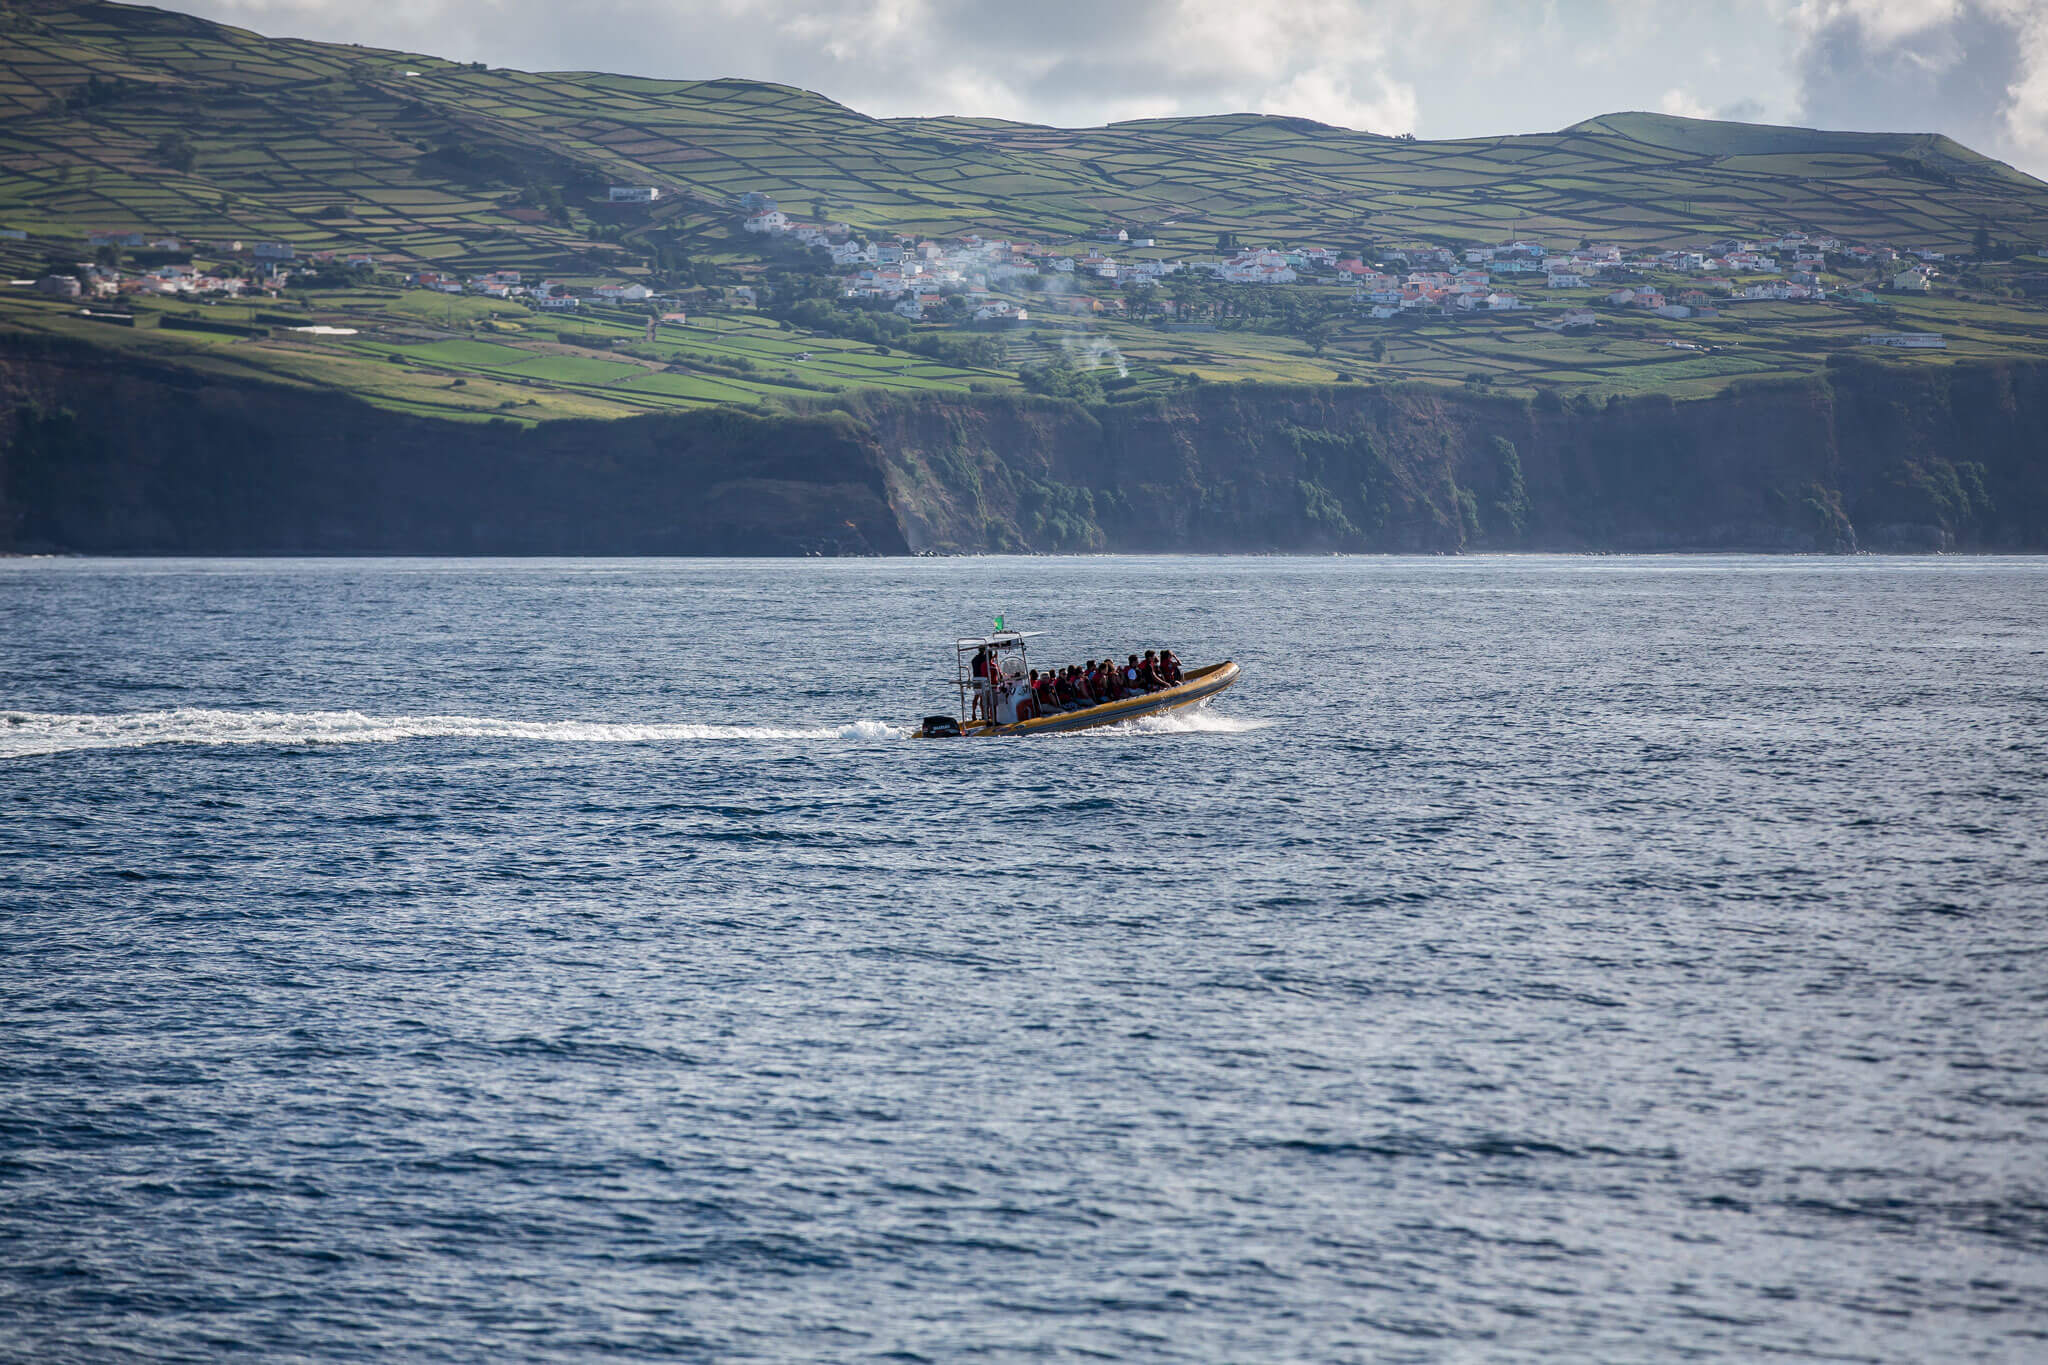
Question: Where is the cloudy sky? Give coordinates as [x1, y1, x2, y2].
[158, 0, 2048, 178]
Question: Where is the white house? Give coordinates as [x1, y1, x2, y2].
[1546, 272, 1586, 288]
[608, 186, 660, 203]
[1863, 332, 1945, 348]
[743, 210, 789, 234]
[594, 282, 654, 303]
[1891, 269, 1931, 292]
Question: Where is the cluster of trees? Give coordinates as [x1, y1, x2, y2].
[769, 279, 1008, 369]
[636, 226, 728, 289]
[152, 131, 196, 173]
[66, 75, 137, 111]
[1019, 353, 1105, 404]
[1134, 277, 1351, 342]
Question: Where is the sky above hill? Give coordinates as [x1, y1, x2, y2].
[157, 0, 2048, 179]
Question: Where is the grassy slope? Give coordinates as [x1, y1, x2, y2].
[2, 0, 2047, 418]
[6, 2, 2046, 256]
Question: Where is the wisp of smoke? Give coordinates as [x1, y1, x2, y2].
[1059, 334, 1129, 378]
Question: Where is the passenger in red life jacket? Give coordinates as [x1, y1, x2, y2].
[1033, 669, 1058, 713]
[1159, 649, 1183, 685]
[1055, 668, 1080, 710]
[1137, 651, 1163, 691]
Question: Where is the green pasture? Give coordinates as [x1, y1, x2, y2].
[7, 3, 2047, 269]
[6, 1, 2048, 419]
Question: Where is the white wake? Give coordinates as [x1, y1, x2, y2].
[0, 708, 904, 759]
[1099, 708, 1271, 737]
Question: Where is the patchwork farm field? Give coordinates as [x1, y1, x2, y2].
[4, 0, 2048, 420]
[6, 2, 2048, 266]
[0, 288, 1016, 421]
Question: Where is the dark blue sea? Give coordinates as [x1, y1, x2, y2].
[5, 555, 2047, 1363]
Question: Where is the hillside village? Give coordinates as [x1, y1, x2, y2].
[6, 175, 2025, 436]
[22, 183, 1989, 362]
[731, 191, 1966, 333]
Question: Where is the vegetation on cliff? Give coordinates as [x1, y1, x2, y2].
[6, 335, 2041, 555]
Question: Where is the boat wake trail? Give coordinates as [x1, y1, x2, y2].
[1101, 708, 1271, 737]
[0, 708, 905, 759]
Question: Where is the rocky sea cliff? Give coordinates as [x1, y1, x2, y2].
[5, 336, 2044, 555]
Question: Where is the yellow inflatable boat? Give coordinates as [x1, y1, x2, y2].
[915, 629, 1240, 738]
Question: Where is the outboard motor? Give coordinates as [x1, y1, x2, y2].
[919, 715, 962, 738]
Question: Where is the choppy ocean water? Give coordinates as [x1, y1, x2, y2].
[3, 554, 2047, 1363]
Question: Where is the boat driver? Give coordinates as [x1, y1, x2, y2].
[970, 646, 993, 721]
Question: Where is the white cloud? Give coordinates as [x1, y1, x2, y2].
[1785, 0, 2048, 175]
[1658, 88, 1715, 120]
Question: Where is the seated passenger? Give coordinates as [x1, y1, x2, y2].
[1124, 654, 1143, 692]
[1159, 649, 1183, 686]
[1056, 668, 1080, 709]
[1137, 650, 1163, 691]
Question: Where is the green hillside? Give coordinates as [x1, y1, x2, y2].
[5, 0, 2047, 255]
[4, 0, 2048, 423]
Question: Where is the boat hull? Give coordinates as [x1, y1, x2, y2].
[933, 661, 1240, 737]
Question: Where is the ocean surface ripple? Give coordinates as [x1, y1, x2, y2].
[3, 555, 2046, 1363]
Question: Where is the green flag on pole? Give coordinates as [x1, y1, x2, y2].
[995, 614, 1004, 630]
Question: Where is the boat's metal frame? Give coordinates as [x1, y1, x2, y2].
[917, 629, 1239, 738]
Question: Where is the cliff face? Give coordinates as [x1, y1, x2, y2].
[5, 336, 2046, 555]
[0, 339, 908, 555]
[859, 364, 2048, 554]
